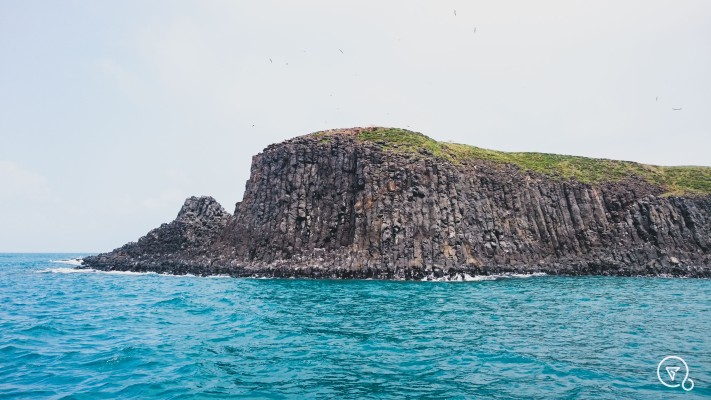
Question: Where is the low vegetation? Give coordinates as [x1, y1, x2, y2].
[314, 127, 710, 196]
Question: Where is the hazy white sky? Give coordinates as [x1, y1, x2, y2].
[1, 1, 710, 252]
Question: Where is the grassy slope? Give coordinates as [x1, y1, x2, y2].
[314, 127, 711, 196]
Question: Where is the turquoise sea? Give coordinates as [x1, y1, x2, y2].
[0, 254, 709, 399]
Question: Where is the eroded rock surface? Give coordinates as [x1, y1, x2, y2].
[84, 196, 232, 275]
[83, 128, 711, 278]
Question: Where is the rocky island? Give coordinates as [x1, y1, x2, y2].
[82, 127, 711, 279]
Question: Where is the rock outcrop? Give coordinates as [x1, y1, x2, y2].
[82, 127, 711, 279]
[85, 196, 232, 274]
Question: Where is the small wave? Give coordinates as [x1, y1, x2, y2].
[207, 274, 232, 279]
[38, 268, 158, 276]
[19, 322, 63, 335]
[153, 297, 187, 306]
[507, 272, 547, 279]
[50, 258, 84, 266]
[37, 268, 547, 281]
[39, 267, 93, 274]
[37, 268, 232, 279]
[104, 270, 158, 276]
[421, 273, 496, 282]
[421, 272, 547, 282]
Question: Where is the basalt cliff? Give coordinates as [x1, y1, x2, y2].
[83, 128, 711, 279]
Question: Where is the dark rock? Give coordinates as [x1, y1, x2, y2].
[83, 196, 232, 275]
[82, 128, 711, 279]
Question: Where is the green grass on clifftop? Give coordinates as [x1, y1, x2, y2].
[317, 127, 711, 196]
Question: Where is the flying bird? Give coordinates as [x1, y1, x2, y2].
[339, 48, 343, 54]
[269, 58, 272, 63]
[473, 27, 477, 33]
[672, 108, 683, 111]
[454, 9, 457, 16]
[656, 96, 658, 101]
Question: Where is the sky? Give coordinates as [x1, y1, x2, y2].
[1, 1, 710, 252]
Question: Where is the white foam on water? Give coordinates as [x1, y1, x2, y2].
[159, 272, 189, 277]
[38, 268, 158, 276]
[39, 267, 94, 274]
[50, 258, 84, 266]
[39, 267, 236, 279]
[104, 270, 158, 276]
[38, 267, 548, 281]
[507, 272, 547, 279]
[421, 272, 547, 282]
[462, 273, 498, 281]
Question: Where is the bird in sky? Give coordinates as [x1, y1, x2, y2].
[454, 9, 457, 16]
[269, 58, 272, 63]
[672, 108, 683, 111]
[656, 96, 658, 101]
[339, 49, 343, 54]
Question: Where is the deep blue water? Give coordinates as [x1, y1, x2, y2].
[0, 254, 709, 399]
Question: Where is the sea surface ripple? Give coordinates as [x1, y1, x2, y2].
[1, 254, 709, 399]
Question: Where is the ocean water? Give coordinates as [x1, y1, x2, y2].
[0, 254, 709, 399]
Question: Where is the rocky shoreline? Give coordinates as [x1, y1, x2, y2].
[82, 127, 711, 279]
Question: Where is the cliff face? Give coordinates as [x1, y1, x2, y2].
[83, 128, 711, 278]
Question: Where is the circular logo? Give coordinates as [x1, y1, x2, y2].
[657, 356, 694, 392]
